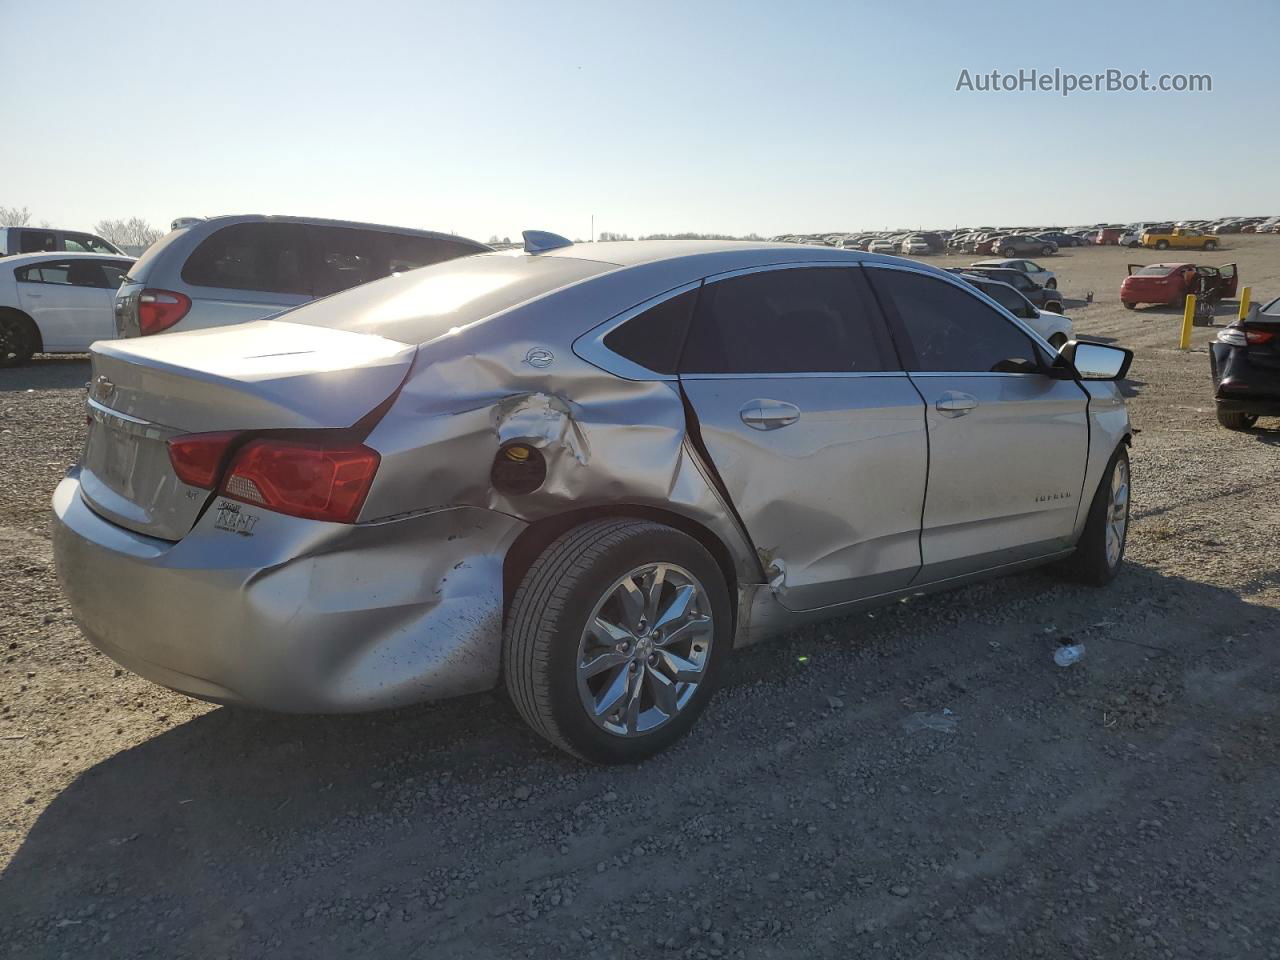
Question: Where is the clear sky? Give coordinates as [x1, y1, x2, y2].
[2, 0, 1277, 240]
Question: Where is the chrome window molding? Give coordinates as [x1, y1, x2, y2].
[679, 370, 907, 381]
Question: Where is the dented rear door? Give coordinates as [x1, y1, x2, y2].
[678, 264, 926, 611]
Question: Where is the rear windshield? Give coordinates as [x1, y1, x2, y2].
[1133, 265, 1174, 277]
[122, 227, 190, 284]
[283, 252, 613, 345]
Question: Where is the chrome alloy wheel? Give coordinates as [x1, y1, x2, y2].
[1106, 457, 1130, 567]
[575, 563, 714, 737]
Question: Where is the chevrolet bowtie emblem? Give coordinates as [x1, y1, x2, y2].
[93, 376, 116, 399]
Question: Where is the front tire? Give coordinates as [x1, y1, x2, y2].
[1061, 446, 1130, 586]
[1000, 247, 1016, 257]
[1045, 278, 1058, 289]
[1216, 408, 1258, 431]
[1122, 301, 1136, 310]
[1042, 246, 1055, 256]
[504, 519, 732, 763]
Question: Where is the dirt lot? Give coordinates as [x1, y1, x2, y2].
[1, 237, 1278, 959]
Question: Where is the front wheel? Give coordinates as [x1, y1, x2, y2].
[1000, 247, 1016, 257]
[1216, 408, 1258, 431]
[1042, 246, 1055, 256]
[1060, 446, 1130, 586]
[1045, 278, 1058, 289]
[504, 519, 732, 763]
[1122, 301, 1136, 310]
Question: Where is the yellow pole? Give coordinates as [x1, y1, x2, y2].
[1179, 294, 1196, 350]
[1238, 286, 1252, 322]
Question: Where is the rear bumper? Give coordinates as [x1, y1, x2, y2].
[52, 473, 526, 712]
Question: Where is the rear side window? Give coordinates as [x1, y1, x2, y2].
[602, 288, 698, 375]
[18, 230, 57, 253]
[181, 223, 310, 295]
[386, 235, 484, 274]
[307, 226, 384, 297]
[681, 267, 895, 374]
[868, 269, 1039, 374]
[16, 262, 71, 284]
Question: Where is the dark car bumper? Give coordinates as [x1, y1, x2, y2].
[1210, 342, 1280, 413]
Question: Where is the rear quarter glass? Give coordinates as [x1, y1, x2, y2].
[121, 228, 192, 284]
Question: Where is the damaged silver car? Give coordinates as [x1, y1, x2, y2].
[52, 234, 1134, 762]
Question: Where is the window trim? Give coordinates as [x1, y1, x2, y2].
[862, 262, 1054, 375]
[572, 280, 702, 382]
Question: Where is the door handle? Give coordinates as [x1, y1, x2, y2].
[740, 399, 801, 430]
[935, 392, 979, 417]
[23, 292, 41, 298]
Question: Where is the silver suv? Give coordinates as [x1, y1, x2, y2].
[113, 214, 489, 337]
[55, 237, 1133, 763]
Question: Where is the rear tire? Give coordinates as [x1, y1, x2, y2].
[1000, 247, 1016, 257]
[504, 519, 732, 763]
[1204, 240, 1218, 251]
[0, 313, 37, 367]
[1042, 246, 1055, 256]
[1060, 446, 1130, 587]
[1156, 240, 1169, 250]
[1216, 408, 1258, 431]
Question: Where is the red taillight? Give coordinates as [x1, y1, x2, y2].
[1245, 328, 1275, 345]
[220, 438, 380, 524]
[138, 288, 192, 335]
[166, 432, 241, 488]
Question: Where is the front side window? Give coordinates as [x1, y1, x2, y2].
[681, 267, 895, 374]
[976, 281, 1035, 320]
[65, 233, 119, 255]
[181, 223, 310, 295]
[868, 269, 1040, 374]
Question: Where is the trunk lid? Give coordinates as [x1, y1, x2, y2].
[80, 320, 415, 540]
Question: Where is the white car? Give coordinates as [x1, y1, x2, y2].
[971, 257, 1058, 290]
[868, 238, 899, 254]
[900, 236, 931, 255]
[0, 252, 134, 365]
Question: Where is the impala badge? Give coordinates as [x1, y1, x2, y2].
[524, 348, 554, 368]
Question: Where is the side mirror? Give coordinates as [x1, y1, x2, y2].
[1056, 340, 1133, 381]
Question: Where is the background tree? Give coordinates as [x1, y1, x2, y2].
[0, 205, 32, 226]
[93, 217, 163, 250]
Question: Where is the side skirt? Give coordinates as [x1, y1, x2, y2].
[735, 548, 1076, 648]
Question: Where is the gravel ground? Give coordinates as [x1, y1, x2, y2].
[1, 238, 1278, 959]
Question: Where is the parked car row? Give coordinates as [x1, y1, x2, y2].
[0, 216, 490, 365]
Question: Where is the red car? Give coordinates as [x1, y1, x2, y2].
[1121, 261, 1239, 309]
[1095, 228, 1124, 245]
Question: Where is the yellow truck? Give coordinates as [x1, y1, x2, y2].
[1139, 228, 1220, 251]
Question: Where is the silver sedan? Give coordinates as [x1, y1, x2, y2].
[52, 235, 1134, 762]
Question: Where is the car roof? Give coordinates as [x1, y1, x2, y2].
[1136, 262, 1194, 271]
[183, 214, 488, 246]
[1, 251, 136, 266]
[538, 239, 931, 273]
[971, 259, 1023, 266]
